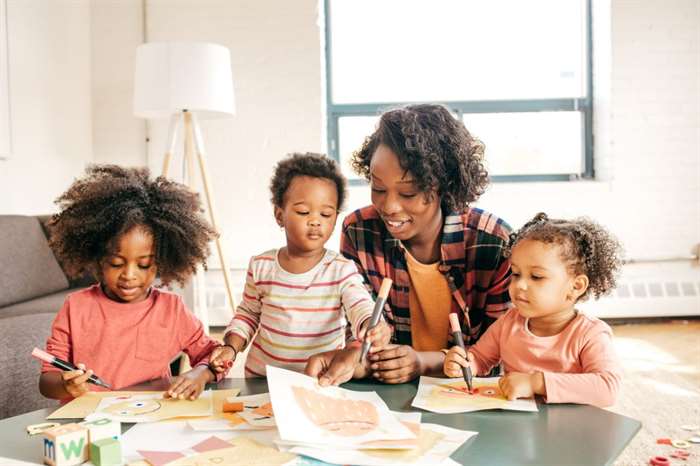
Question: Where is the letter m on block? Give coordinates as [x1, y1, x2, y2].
[43, 439, 55, 460]
[60, 438, 85, 460]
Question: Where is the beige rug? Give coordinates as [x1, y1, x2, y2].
[609, 320, 700, 466]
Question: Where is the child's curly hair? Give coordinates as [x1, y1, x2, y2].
[507, 213, 624, 301]
[351, 103, 489, 212]
[48, 164, 218, 286]
[270, 152, 347, 210]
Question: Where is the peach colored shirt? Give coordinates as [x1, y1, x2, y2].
[469, 308, 621, 407]
[42, 284, 223, 397]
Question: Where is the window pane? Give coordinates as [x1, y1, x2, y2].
[329, 0, 586, 104]
[463, 112, 583, 176]
[337, 116, 379, 179]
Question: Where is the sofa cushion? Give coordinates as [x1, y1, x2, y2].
[0, 290, 73, 320]
[0, 311, 60, 418]
[0, 216, 69, 308]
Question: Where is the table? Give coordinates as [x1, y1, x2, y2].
[0, 378, 640, 466]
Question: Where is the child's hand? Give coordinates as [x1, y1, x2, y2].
[498, 372, 543, 400]
[61, 363, 92, 398]
[358, 320, 392, 354]
[165, 368, 210, 400]
[208, 345, 236, 374]
[443, 347, 476, 378]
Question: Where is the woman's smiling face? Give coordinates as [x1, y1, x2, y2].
[369, 144, 442, 244]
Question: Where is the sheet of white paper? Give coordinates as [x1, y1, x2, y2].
[412, 376, 538, 414]
[275, 411, 423, 452]
[120, 419, 280, 464]
[267, 366, 416, 448]
[288, 423, 477, 466]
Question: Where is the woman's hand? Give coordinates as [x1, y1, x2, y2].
[368, 344, 423, 384]
[498, 372, 544, 400]
[61, 363, 93, 398]
[357, 320, 392, 354]
[305, 346, 365, 387]
[165, 366, 212, 400]
[443, 346, 476, 378]
[208, 345, 236, 374]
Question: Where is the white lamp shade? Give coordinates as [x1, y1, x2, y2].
[133, 41, 235, 119]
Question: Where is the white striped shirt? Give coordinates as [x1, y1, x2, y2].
[225, 249, 375, 377]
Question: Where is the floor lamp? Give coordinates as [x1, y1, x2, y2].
[133, 41, 237, 332]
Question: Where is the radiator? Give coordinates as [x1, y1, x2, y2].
[203, 261, 700, 325]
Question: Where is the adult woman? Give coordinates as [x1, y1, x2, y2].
[305, 104, 512, 385]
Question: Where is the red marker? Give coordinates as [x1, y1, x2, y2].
[31, 348, 111, 389]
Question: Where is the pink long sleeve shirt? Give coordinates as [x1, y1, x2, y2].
[42, 284, 224, 396]
[468, 308, 621, 407]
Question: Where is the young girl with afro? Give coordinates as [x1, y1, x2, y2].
[209, 153, 390, 381]
[39, 165, 228, 402]
[444, 212, 624, 407]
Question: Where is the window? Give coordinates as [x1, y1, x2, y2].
[325, 0, 592, 182]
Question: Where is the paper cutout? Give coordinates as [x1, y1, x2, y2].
[136, 450, 185, 466]
[190, 436, 232, 452]
[94, 392, 212, 422]
[288, 423, 477, 466]
[412, 376, 538, 413]
[267, 366, 415, 448]
[189, 393, 274, 431]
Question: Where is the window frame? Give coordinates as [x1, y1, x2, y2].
[324, 0, 594, 184]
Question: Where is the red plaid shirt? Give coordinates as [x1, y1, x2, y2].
[341, 205, 512, 346]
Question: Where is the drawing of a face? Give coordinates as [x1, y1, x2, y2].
[292, 386, 379, 436]
[436, 382, 503, 399]
[104, 398, 161, 416]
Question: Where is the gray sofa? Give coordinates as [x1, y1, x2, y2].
[0, 215, 95, 419]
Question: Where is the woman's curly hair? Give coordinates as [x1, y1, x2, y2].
[48, 164, 218, 286]
[506, 212, 624, 301]
[270, 152, 347, 210]
[351, 103, 489, 212]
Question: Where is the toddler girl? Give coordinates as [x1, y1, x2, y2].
[210, 153, 390, 378]
[39, 165, 227, 401]
[444, 212, 623, 407]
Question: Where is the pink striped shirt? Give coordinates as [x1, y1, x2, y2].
[469, 308, 622, 407]
[226, 249, 375, 377]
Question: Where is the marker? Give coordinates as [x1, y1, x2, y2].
[359, 277, 393, 363]
[31, 348, 111, 389]
[448, 313, 473, 393]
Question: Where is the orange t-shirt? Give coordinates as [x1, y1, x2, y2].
[42, 284, 222, 397]
[405, 250, 452, 351]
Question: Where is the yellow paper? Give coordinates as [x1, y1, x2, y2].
[95, 393, 212, 422]
[47, 391, 161, 420]
[166, 437, 294, 466]
[46, 389, 240, 421]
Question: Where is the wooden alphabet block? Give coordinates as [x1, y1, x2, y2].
[79, 417, 121, 443]
[43, 423, 88, 466]
[89, 437, 121, 466]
